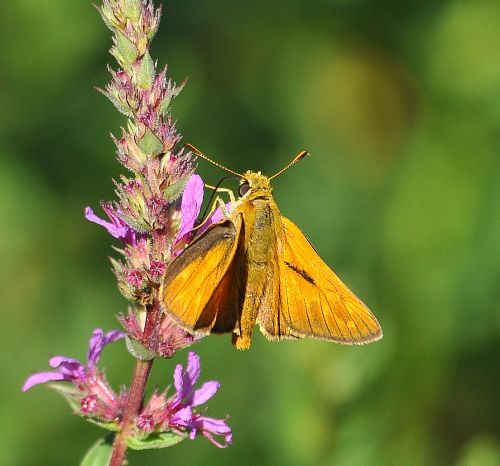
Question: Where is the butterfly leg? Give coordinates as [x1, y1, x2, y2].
[232, 333, 252, 350]
[216, 195, 231, 218]
[190, 195, 232, 234]
[204, 184, 236, 204]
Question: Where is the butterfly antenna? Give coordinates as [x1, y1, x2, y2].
[269, 150, 310, 180]
[185, 143, 243, 178]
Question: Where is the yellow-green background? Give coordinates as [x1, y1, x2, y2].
[2, 1, 499, 465]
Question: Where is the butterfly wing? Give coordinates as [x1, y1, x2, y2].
[161, 215, 244, 334]
[272, 217, 382, 344]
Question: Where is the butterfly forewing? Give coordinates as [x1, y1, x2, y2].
[161, 216, 242, 333]
[202, 219, 247, 334]
[276, 217, 382, 344]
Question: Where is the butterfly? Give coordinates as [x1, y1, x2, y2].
[161, 145, 383, 350]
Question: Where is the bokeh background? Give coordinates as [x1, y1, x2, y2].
[2, 0, 499, 465]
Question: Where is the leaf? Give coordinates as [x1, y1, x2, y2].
[86, 417, 120, 433]
[80, 435, 114, 466]
[126, 432, 186, 450]
[159, 78, 187, 114]
[137, 127, 163, 156]
[47, 382, 81, 413]
[99, 88, 134, 118]
[162, 174, 191, 203]
[113, 31, 139, 68]
[125, 336, 156, 361]
[123, 0, 141, 21]
[158, 96, 172, 115]
[136, 51, 156, 89]
[99, 5, 117, 33]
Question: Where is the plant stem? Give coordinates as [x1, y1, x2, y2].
[110, 298, 160, 466]
[110, 358, 152, 465]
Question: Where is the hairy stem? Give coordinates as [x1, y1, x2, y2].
[110, 298, 160, 466]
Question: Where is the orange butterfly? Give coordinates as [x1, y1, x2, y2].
[161, 145, 383, 350]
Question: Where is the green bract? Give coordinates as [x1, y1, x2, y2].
[126, 432, 187, 450]
[80, 436, 113, 466]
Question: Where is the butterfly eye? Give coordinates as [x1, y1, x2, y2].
[239, 182, 250, 196]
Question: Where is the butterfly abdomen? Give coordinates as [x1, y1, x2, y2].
[231, 199, 279, 349]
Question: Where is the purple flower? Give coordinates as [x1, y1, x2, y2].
[137, 352, 232, 448]
[197, 202, 232, 236]
[173, 174, 204, 251]
[171, 352, 219, 408]
[23, 328, 126, 423]
[169, 352, 232, 448]
[22, 357, 85, 390]
[85, 202, 139, 245]
[86, 329, 124, 368]
[189, 416, 233, 449]
[172, 174, 234, 257]
[23, 329, 123, 391]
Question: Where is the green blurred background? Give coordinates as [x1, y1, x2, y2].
[2, 0, 499, 465]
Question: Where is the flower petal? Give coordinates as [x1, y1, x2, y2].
[49, 356, 82, 368]
[85, 205, 137, 245]
[87, 328, 105, 367]
[173, 362, 184, 396]
[22, 371, 68, 391]
[84, 206, 125, 238]
[104, 329, 125, 345]
[192, 381, 219, 407]
[49, 356, 85, 379]
[171, 406, 193, 427]
[186, 352, 201, 387]
[172, 352, 202, 403]
[195, 416, 233, 448]
[198, 416, 232, 435]
[87, 328, 124, 367]
[197, 202, 231, 236]
[176, 174, 204, 242]
[206, 207, 225, 225]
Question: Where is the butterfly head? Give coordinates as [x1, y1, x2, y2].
[239, 171, 273, 199]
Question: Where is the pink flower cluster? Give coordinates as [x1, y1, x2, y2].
[24, 0, 233, 457]
[83, 1, 204, 310]
[137, 352, 232, 448]
[23, 329, 126, 424]
[85, 0, 212, 362]
[23, 330, 231, 447]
